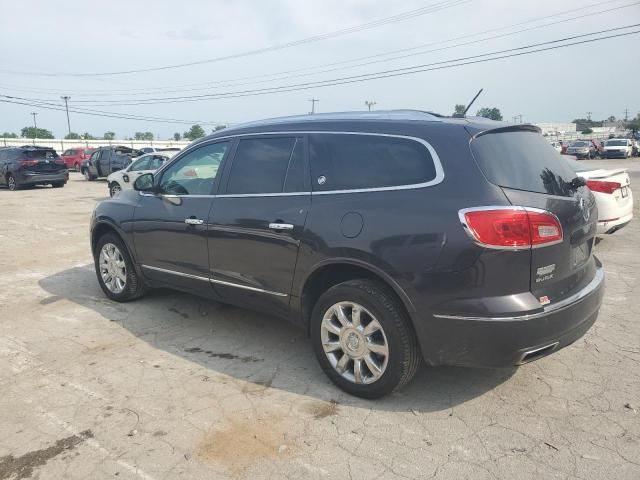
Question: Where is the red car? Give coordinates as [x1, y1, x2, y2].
[60, 148, 95, 170]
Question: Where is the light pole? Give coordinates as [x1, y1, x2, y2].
[61, 96, 71, 136]
[31, 112, 38, 144]
[365, 100, 377, 111]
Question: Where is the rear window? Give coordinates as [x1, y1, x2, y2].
[606, 139, 627, 146]
[470, 130, 576, 197]
[309, 133, 436, 191]
[23, 149, 58, 159]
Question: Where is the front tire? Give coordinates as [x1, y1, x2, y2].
[83, 168, 96, 181]
[94, 233, 147, 302]
[109, 182, 122, 197]
[52, 182, 64, 188]
[311, 279, 421, 398]
[7, 174, 19, 191]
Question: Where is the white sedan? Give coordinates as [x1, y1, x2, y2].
[107, 153, 174, 197]
[565, 158, 633, 234]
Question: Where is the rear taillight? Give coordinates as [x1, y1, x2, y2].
[586, 180, 620, 194]
[460, 207, 563, 249]
[18, 159, 39, 167]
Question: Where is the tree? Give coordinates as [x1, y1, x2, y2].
[607, 115, 616, 123]
[134, 131, 154, 141]
[1, 132, 18, 138]
[82, 132, 96, 140]
[20, 126, 54, 139]
[64, 132, 81, 139]
[476, 107, 503, 121]
[183, 124, 205, 140]
[581, 128, 593, 134]
[104, 131, 116, 140]
[173, 132, 181, 141]
[453, 104, 466, 116]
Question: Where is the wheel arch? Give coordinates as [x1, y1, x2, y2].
[299, 259, 416, 334]
[91, 220, 136, 265]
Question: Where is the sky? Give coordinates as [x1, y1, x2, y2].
[0, 0, 639, 139]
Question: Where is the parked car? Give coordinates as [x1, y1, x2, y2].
[139, 147, 182, 154]
[632, 139, 640, 157]
[90, 111, 604, 398]
[0, 146, 68, 191]
[81, 146, 142, 181]
[106, 152, 174, 197]
[566, 140, 596, 159]
[60, 147, 95, 170]
[549, 141, 562, 153]
[602, 138, 633, 158]
[565, 158, 633, 234]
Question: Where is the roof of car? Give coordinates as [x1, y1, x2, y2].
[194, 109, 525, 145]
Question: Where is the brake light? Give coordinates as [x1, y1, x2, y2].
[18, 159, 39, 167]
[586, 180, 620, 194]
[461, 208, 563, 249]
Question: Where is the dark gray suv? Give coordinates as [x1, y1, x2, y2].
[90, 111, 605, 398]
[0, 146, 68, 190]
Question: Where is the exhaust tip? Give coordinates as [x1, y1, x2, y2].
[517, 342, 559, 365]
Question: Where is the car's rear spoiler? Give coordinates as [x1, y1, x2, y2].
[470, 124, 542, 139]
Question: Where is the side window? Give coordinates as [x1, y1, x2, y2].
[159, 142, 229, 195]
[89, 152, 100, 163]
[129, 157, 149, 171]
[309, 134, 437, 191]
[62, 149, 72, 156]
[100, 150, 111, 162]
[284, 139, 306, 192]
[226, 137, 296, 194]
[147, 155, 166, 170]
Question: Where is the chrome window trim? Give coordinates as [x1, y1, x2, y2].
[433, 266, 604, 321]
[147, 131, 444, 198]
[141, 264, 288, 297]
[458, 205, 564, 251]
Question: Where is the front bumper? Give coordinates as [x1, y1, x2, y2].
[604, 151, 627, 158]
[419, 263, 605, 367]
[19, 171, 69, 185]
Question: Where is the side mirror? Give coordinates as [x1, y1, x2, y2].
[134, 173, 155, 192]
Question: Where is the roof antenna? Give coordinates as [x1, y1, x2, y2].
[454, 88, 484, 118]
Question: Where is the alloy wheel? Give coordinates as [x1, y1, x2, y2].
[110, 183, 121, 197]
[320, 302, 389, 384]
[8, 176, 16, 191]
[99, 243, 127, 294]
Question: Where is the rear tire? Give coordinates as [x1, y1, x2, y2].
[52, 182, 64, 188]
[310, 279, 421, 398]
[7, 174, 19, 191]
[94, 233, 148, 302]
[109, 182, 122, 197]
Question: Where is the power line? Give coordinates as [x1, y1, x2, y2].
[2, 0, 632, 97]
[43, 24, 639, 107]
[0, 0, 471, 77]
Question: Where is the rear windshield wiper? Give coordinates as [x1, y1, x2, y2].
[568, 176, 586, 190]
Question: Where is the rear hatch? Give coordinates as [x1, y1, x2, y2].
[20, 149, 66, 173]
[469, 126, 598, 305]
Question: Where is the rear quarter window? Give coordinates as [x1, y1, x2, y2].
[309, 133, 437, 191]
[470, 130, 576, 197]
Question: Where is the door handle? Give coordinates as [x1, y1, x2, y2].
[185, 218, 204, 225]
[269, 223, 294, 230]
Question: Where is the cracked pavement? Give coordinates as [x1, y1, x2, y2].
[1, 161, 639, 480]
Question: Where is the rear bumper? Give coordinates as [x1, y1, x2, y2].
[419, 263, 605, 367]
[598, 212, 633, 234]
[18, 171, 68, 185]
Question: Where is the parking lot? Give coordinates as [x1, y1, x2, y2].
[1, 159, 639, 480]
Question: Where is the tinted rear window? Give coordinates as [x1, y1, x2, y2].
[470, 130, 576, 197]
[23, 149, 58, 159]
[309, 134, 436, 191]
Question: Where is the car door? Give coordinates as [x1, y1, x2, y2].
[133, 141, 231, 297]
[0, 150, 9, 185]
[207, 135, 310, 317]
[97, 149, 111, 176]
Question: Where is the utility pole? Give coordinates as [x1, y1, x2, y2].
[365, 100, 377, 111]
[624, 108, 629, 122]
[516, 114, 523, 123]
[30, 112, 38, 144]
[308, 98, 319, 114]
[61, 96, 71, 136]
[586, 111, 592, 121]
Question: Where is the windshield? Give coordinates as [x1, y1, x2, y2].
[570, 141, 588, 147]
[606, 140, 627, 146]
[470, 130, 577, 197]
[563, 157, 591, 173]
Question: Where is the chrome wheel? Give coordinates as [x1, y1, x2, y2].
[320, 302, 389, 384]
[99, 243, 127, 294]
[8, 175, 16, 191]
[110, 183, 121, 197]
